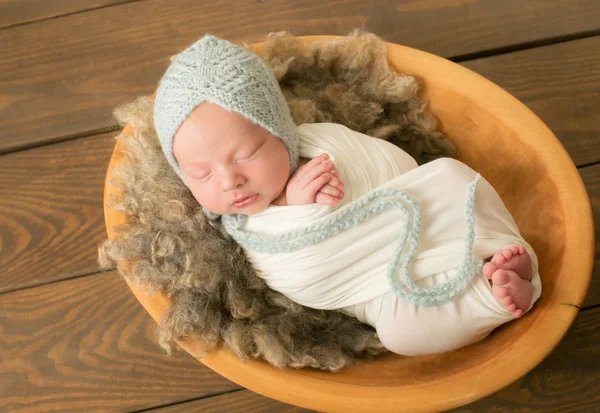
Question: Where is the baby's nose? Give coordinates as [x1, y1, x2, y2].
[221, 170, 245, 192]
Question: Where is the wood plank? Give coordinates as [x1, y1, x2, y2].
[0, 271, 596, 413]
[1, 0, 599, 153]
[0, 271, 241, 413]
[0, 0, 131, 29]
[579, 164, 600, 309]
[0, 265, 595, 413]
[0, 133, 116, 293]
[2, 113, 598, 303]
[449, 307, 600, 413]
[152, 307, 600, 412]
[462, 36, 600, 167]
[152, 390, 310, 413]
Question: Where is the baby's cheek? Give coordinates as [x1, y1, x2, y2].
[188, 184, 204, 205]
[268, 162, 288, 191]
[189, 183, 218, 210]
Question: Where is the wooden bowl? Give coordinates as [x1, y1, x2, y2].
[103, 36, 594, 413]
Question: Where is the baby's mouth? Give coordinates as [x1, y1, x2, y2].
[232, 194, 259, 208]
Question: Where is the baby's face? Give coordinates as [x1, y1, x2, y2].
[172, 102, 290, 215]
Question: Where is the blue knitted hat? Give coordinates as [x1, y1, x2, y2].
[154, 34, 299, 182]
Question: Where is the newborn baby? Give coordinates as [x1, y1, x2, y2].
[154, 35, 541, 356]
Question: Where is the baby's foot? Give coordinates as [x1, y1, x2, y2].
[482, 246, 534, 317]
[483, 245, 533, 318]
[485, 245, 533, 281]
[485, 268, 533, 318]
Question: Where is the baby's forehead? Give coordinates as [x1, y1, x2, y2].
[185, 102, 263, 132]
[174, 108, 268, 157]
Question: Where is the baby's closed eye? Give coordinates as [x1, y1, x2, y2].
[235, 145, 263, 162]
[184, 164, 211, 180]
[190, 171, 212, 181]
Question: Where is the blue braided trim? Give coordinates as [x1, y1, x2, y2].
[222, 174, 483, 306]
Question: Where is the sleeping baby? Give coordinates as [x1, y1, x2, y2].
[153, 35, 541, 356]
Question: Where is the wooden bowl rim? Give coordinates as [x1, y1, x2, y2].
[103, 35, 594, 413]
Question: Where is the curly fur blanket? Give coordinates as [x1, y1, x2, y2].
[98, 30, 455, 371]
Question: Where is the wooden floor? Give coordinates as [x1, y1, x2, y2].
[1, 1, 599, 412]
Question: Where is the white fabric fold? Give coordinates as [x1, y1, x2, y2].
[242, 123, 539, 312]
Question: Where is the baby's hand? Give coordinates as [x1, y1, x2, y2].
[286, 154, 345, 206]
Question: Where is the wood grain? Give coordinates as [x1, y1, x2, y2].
[140, 307, 600, 413]
[0, 270, 241, 413]
[0, 133, 117, 293]
[2, 44, 599, 298]
[578, 163, 600, 309]
[0, 2, 597, 413]
[102, 38, 593, 413]
[449, 307, 600, 413]
[152, 390, 311, 413]
[462, 36, 600, 167]
[1, 0, 599, 153]
[0, 0, 131, 29]
[0, 269, 596, 413]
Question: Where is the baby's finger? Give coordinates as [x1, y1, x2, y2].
[304, 172, 334, 197]
[302, 154, 330, 171]
[315, 192, 340, 206]
[291, 154, 329, 181]
[318, 183, 344, 199]
[306, 154, 332, 169]
[327, 175, 345, 192]
[300, 160, 335, 189]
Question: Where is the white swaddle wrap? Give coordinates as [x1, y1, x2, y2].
[239, 123, 542, 354]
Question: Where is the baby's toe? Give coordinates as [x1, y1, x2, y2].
[513, 309, 524, 318]
[492, 252, 506, 266]
[483, 262, 497, 279]
[495, 286, 509, 299]
[492, 269, 510, 286]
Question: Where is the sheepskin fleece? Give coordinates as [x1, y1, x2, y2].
[98, 30, 456, 371]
